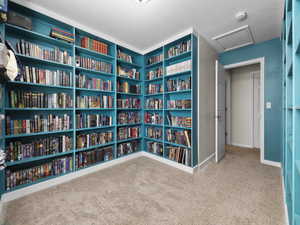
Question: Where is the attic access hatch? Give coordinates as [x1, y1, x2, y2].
[212, 25, 255, 51]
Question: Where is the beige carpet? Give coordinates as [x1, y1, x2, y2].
[3, 148, 284, 225]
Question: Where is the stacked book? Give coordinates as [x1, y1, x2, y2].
[6, 156, 73, 190]
[76, 95, 114, 108]
[81, 36, 108, 55]
[117, 66, 140, 80]
[146, 67, 163, 80]
[167, 99, 191, 109]
[117, 126, 140, 140]
[166, 129, 191, 147]
[167, 146, 191, 166]
[117, 81, 140, 94]
[166, 60, 191, 75]
[144, 112, 163, 125]
[16, 40, 72, 65]
[117, 140, 139, 157]
[76, 113, 113, 129]
[147, 141, 163, 156]
[146, 98, 163, 109]
[117, 98, 141, 109]
[146, 127, 163, 140]
[6, 135, 73, 162]
[117, 112, 140, 125]
[76, 56, 112, 74]
[147, 83, 163, 94]
[76, 131, 113, 149]
[76, 74, 113, 91]
[167, 40, 191, 58]
[166, 76, 191, 92]
[147, 53, 163, 65]
[50, 27, 75, 43]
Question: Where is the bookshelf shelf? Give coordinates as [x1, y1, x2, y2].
[165, 70, 191, 78]
[4, 108, 73, 111]
[116, 76, 141, 82]
[165, 51, 191, 62]
[144, 93, 163, 97]
[117, 92, 141, 96]
[7, 81, 73, 90]
[144, 137, 163, 143]
[165, 90, 191, 94]
[75, 45, 114, 60]
[117, 108, 141, 111]
[144, 77, 163, 82]
[144, 123, 164, 127]
[75, 142, 115, 153]
[117, 123, 142, 127]
[5, 23, 73, 49]
[164, 141, 191, 149]
[76, 108, 115, 111]
[75, 67, 114, 77]
[117, 137, 141, 143]
[6, 151, 73, 167]
[5, 129, 73, 139]
[117, 59, 141, 68]
[165, 109, 191, 111]
[164, 125, 192, 130]
[145, 61, 163, 69]
[76, 126, 115, 132]
[145, 109, 163, 111]
[15, 53, 74, 68]
[75, 88, 114, 93]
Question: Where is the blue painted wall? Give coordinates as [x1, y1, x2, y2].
[219, 38, 282, 162]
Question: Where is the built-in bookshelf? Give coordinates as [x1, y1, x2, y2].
[0, 2, 198, 193]
[282, 0, 300, 224]
[143, 34, 198, 168]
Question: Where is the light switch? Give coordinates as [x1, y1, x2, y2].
[266, 102, 272, 109]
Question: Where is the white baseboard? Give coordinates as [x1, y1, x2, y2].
[281, 168, 289, 225]
[2, 152, 143, 203]
[141, 152, 194, 174]
[198, 153, 215, 168]
[261, 159, 281, 168]
[231, 143, 253, 148]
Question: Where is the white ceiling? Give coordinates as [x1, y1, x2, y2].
[15, 0, 283, 53]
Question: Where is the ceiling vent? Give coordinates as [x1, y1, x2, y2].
[212, 25, 255, 51]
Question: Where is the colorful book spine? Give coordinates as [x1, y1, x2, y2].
[167, 40, 191, 58]
[146, 127, 163, 140]
[76, 114, 113, 129]
[117, 81, 141, 94]
[167, 146, 191, 166]
[147, 53, 163, 65]
[117, 66, 140, 80]
[166, 60, 191, 75]
[117, 126, 140, 140]
[117, 98, 141, 109]
[16, 39, 72, 65]
[147, 141, 163, 156]
[144, 112, 163, 125]
[76, 56, 112, 74]
[76, 74, 113, 91]
[6, 135, 73, 162]
[166, 76, 191, 92]
[146, 67, 163, 80]
[76, 95, 114, 108]
[145, 98, 163, 109]
[76, 131, 113, 149]
[166, 113, 192, 128]
[167, 99, 191, 109]
[81, 36, 108, 55]
[146, 83, 163, 94]
[5, 156, 73, 190]
[117, 112, 140, 125]
[117, 140, 139, 157]
[166, 129, 191, 147]
[50, 28, 75, 43]
[117, 49, 133, 63]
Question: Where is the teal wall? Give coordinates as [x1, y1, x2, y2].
[219, 38, 282, 162]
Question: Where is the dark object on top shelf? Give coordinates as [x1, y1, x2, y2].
[50, 27, 75, 43]
[7, 11, 32, 30]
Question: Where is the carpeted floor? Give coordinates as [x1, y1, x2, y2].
[3, 148, 284, 225]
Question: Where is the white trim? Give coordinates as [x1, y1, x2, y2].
[141, 152, 194, 174]
[231, 143, 253, 149]
[2, 152, 143, 202]
[249, 72, 255, 148]
[281, 169, 290, 225]
[215, 60, 219, 162]
[223, 58, 265, 165]
[198, 153, 215, 168]
[262, 159, 281, 168]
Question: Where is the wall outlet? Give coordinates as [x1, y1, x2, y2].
[266, 102, 272, 109]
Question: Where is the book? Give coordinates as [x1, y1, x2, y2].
[146, 67, 163, 80]
[167, 40, 191, 58]
[117, 97, 141, 109]
[144, 112, 163, 125]
[6, 114, 71, 135]
[76, 113, 113, 129]
[166, 60, 191, 75]
[117, 66, 140, 80]
[117, 81, 141, 94]
[17, 65, 72, 87]
[146, 83, 163, 94]
[117, 112, 140, 125]
[117, 140, 139, 157]
[166, 129, 191, 147]
[76, 131, 113, 149]
[5, 155, 73, 190]
[147, 141, 163, 156]
[167, 146, 190, 166]
[76, 74, 113, 91]
[117, 126, 140, 140]
[76, 56, 112, 74]
[76, 146, 113, 169]
[9, 90, 73, 108]
[76, 95, 114, 108]
[167, 99, 191, 109]
[146, 127, 162, 140]
[6, 135, 73, 162]
[50, 28, 75, 43]
[80, 36, 108, 55]
[117, 49, 133, 63]
[147, 53, 163, 66]
[145, 98, 163, 109]
[167, 113, 192, 128]
[166, 76, 191, 92]
[16, 39, 72, 65]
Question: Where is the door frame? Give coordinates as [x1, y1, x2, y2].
[224, 57, 265, 164]
[251, 71, 261, 149]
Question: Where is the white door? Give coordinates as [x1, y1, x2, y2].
[252, 71, 260, 149]
[215, 60, 226, 162]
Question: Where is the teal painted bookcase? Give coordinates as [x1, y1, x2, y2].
[283, 0, 300, 224]
[0, 1, 198, 194]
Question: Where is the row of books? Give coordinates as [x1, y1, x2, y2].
[167, 99, 191, 109]
[80, 36, 109, 55]
[76, 74, 113, 91]
[147, 83, 163, 95]
[117, 127, 140, 140]
[6, 135, 73, 162]
[76, 95, 114, 109]
[16, 39, 72, 65]
[167, 40, 191, 58]
[166, 77, 191, 92]
[144, 112, 163, 125]
[117, 66, 140, 80]
[147, 53, 163, 65]
[166, 129, 191, 147]
[147, 141, 163, 156]
[146, 67, 163, 80]
[9, 91, 73, 109]
[117, 141, 139, 157]
[76, 131, 113, 149]
[117, 98, 141, 109]
[166, 60, 191, 76]
[18, 66, 72, 87]
[167, 146, 191, 166]
[166, 114, 192, 128]
[117, 81, 141, 94]
[6, 114, 71, 136]
[76, 146, 113, 169]
[76, 114, 113, 129]
[5, 156, 73, 190]
[117, 50, 133, 63]
[76, 56, 112, 74]
[146, 127, 163, 140]
[50, 27, 75, 43]
[117, 112, 140, 125]
[146, 98, 163, 109]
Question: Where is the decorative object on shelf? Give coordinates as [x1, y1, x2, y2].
[7, 11, 32, 30]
